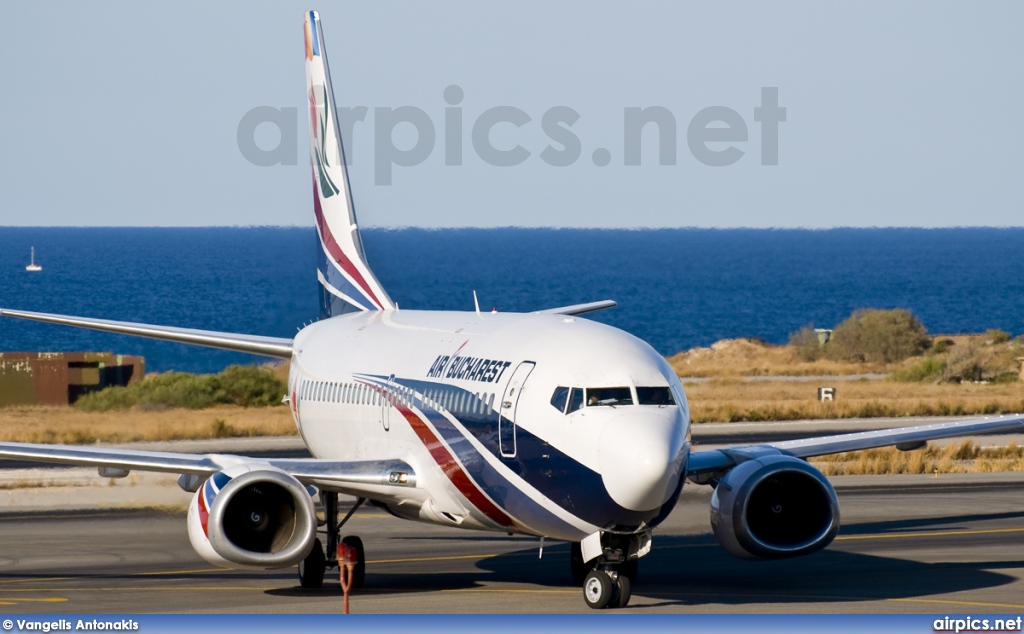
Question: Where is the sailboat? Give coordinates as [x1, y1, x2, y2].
[25, 247, 42, 272]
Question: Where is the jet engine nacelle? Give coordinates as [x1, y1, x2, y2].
[187, 464, 317, 569]
[710, 454, 840, 560]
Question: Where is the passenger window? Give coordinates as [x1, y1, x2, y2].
[637, 387, 675, 405]
[550, 386, 569, 413]
[566, 388, 584, 414]
[586, 387, 633, 406]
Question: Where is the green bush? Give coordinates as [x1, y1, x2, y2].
[826, 309, 930, 363]
[888, 357, 946, 382]
[938, 342, 987, 383]
[984, 329, 1011, 344]
[929, 339, 953, 355]
[75, 365, 287, 412]
[788, 325, 824, 361]
[217, 365, 288, 407]
[990, 372, 1019, 384]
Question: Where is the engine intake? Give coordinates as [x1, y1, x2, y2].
[187, 465, 317, 569]
[710, 454, 839, 559]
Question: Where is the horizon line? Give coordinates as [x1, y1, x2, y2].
[3, 224, 1024, 231]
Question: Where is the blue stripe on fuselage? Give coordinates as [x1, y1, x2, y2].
[379, 376, 662, 533]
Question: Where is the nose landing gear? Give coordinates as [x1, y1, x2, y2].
[572, 531, 648, 609]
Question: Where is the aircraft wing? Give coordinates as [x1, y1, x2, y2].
[533, 300, 617, 316]
[687, 414, 1024, 476]
[0, 309, 293, 359]
[0, 442, 416, 490]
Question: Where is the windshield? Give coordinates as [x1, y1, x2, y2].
[567, 388, 584, 413]
[636, 386, 675, 405]
[550, 386, 570, 413]
[585, 387, 633, 406]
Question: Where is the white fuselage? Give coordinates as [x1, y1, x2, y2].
[288, 309, 691, 542]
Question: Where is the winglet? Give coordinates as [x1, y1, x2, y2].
[305, 11, 395, 317]
[533, 300, 618, 316]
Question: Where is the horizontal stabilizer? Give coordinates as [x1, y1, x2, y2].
[533, 300, 617, 316]
[0, 308, 293, 359]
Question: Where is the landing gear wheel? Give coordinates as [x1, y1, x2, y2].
[620, 559, 638, 583]
[582, 569, 614, 609]
[612, 574, 632, 608]
[341, 535, 365, 588]
[570, 542, 591, 585]
[298, 538, 326, 588]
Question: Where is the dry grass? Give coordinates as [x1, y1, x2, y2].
[668, 333, 1024, 379]
[269, 361, 290, 384]
[686, 378, 1024, 423]
[669, 338, 889, 378]
[811, 440, 1024, 475]
[0, 405, 298, 444]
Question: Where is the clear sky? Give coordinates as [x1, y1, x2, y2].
[1, 1, 1021, 228]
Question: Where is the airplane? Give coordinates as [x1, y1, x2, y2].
[2, 10, 1023, 610]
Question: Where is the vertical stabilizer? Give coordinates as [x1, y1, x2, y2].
[305, 11, 394, 317]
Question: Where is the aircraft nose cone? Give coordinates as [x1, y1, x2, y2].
[599, 409, 684, 511]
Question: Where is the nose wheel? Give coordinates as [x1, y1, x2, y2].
[582, 568, 633, 609]
[573, 532, 647, 609]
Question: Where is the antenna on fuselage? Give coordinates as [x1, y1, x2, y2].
[473, 290, 481, 315]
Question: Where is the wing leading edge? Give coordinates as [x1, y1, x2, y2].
[0, 308, 293, 359]
[0, 441, 416, 492]
[687, 413, 1024, 476]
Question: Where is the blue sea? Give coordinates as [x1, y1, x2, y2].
[1, 227, 1023, 373]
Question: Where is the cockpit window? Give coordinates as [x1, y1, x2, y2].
[567, 387, 584, 414]
[586, 387, 633, 406]
[550, 386, 570, 413]
[637, 386, 675, 406]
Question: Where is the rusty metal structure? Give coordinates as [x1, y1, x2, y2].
[0, 352, 144, 407]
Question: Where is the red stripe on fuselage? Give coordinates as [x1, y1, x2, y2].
[359, 381, 515, 528]
[311, 175, 385, 310]
[395, 404, 516, 529]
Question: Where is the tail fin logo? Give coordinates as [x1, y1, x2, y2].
[309, 86, 340, 199]
[305, 11, 395, 315]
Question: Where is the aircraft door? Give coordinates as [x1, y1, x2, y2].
[498, 361, 535, 458]
[382, 374, 395, 431]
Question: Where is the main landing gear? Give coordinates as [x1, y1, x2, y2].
[571, 532, 648, 609]
[298, 491, 366, 589]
